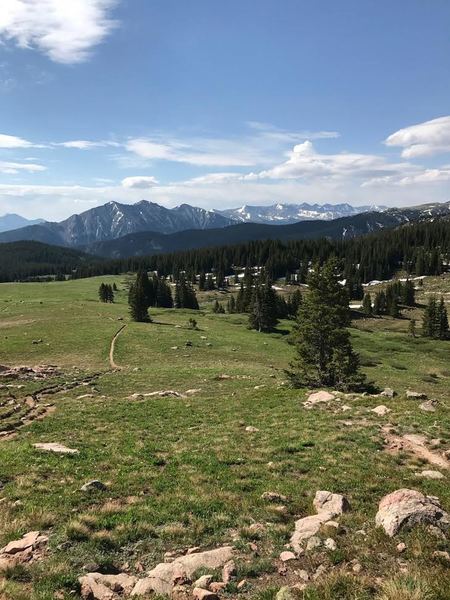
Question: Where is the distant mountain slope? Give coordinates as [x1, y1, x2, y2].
[0, 213, 44, 233]
[0, 201, 234, 246]
[83, 210, 408, 258]
[0, 241, 95, 281]
[218, 202, 387, 224]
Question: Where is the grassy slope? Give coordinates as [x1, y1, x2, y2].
[0, 276, 449, 600]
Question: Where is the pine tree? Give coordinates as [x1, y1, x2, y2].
[288, 259, 365, 391]
[98, 283, 107, 302]
[128, 274, 151, 322]
[287, 290, 302, 319]
[373, 290, 386, 315]
[248, 284, 278, 332]
[402, 280, 415, 306]
[437, 297, 449, 340]
[227, 295, 236, 313]
[408, 318, 417, 338]
[422, 296, 437, 337]
[362, 293, 372, 316]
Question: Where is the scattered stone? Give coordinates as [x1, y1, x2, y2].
[298, 570, 309, 581]
[0, 531, 48, 570]
[81, 480, 107, 492]
[352, 561, 362, 573]
[279, 551, 296, 562]
[380, 388, 396, 398]
[290, 491, 350, 553]
[171, 346, 179, 350]
[433, 550, 450, 562]
[324, 538, 337, 550]
[420, 400, 437, 412]
[77, 393, 95, 399]
[144, 390, 184, 398]
[209, 582, 226, 594]
[185, 389, 201, 396]
[33, 442, 79, 455]
[192, 588, 218, 600]
[80, 573, 137, 600]
[382, 430, 450, 470]
[375, 489, 449, 537]
[324, 520, 339, 530]
[245, 426, 259, 433]
[313, 491, 350, 516]
[341, 405, 352, 412]
[416, 470, 444, 480]
[396, 542, 406, 553]
[186, 547, 201, 555]
[261, 491, 288, 503]
[193, 575, 213, 588]
[276, 587, 295, 600]
[237, 579, 247, 590]
[306, 536, 322, 551]
[303, 390, 335, 409]
[313, 564, 327, 580]
[371, 405, 391, 416]
[406, 390, 427, 400]
[222, 559, 236, 583]
[131, 546, 233, 597]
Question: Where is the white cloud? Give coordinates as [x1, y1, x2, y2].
[0, 160, 46, 174]
[121, 176, 159, 189]
[0, 133, 34, 148]
[385, 116, 450, 158]
[58, 139, 120, 149]
[254, 140, 409, 182]
[0, 0, 118, 64]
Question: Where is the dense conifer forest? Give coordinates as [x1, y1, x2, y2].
[1, 217, 449, 283]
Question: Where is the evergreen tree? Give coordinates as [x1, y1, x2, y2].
[362, 293, 372, 316]
[227, 295, 236, 313]
[373, 290, 386, 315]
[248, 284, 278, 332]
[437, 297, 449, 340]
[422, 296, 437, 337]
[98, 283, 107, 302]
[287, 290, 302, 319]
[128, 274, 151, 322]
[402, 279, 415, 306]
[288, 259, 365, 391]
[155, 278, 173, 308]
[408, 318, 417, 338]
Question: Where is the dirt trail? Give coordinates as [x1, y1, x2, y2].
[109, 324, 127, 369]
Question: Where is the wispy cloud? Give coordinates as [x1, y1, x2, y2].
[0, 133, 35, 149]
[385, 116, 450, 158]
[57, 139, 120, 149]
[0, 0, 119, 64]
[0, 160, 46, 174]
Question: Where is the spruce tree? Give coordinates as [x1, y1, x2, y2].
[128, 274, 151, 322]
[248, 284, 278, 332]
[288, 259, 365, 391]
[437, 297, 449, 339]
[227, 295, 236, 313]
[362, 293, 372, 316]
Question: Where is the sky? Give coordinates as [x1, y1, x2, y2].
[0, 0, 449, 221]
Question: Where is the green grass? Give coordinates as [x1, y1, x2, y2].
[0, 275, 449, 599]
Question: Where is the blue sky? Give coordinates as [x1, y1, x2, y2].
[0, 0, 449, 220]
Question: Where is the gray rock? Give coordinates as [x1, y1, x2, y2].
[80, 480, 107, 492]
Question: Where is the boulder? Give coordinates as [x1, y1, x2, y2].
[420, 400, 437, 412]
[131, 546, 233, 597]
[222, 559, 236, 583]
[324, 538, 337, 550]
[0, 531, 48, 570]
[192, 589, 218, 600]
[79, 573, 137, 600]
[371, 405, 391, 416]
[81, 480, 107, 492]
[375, 489, 449, 537]
[313, 491, 350, 517]
[406, 390, 427, 400]
[279, 551, 296, 562]
[291, 491, 349, 553]
[380, 388, 396, 398]
[303, 391, 335, 409]
[193, 575, 213, 588]
[245, 426, 259, 433]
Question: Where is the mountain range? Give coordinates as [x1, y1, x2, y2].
[0, 200, 386, 247]
[218, 202, 386, 224]
[1, 200, 450, 259]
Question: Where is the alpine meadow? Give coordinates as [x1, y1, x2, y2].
[1, 2, 450, 600]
